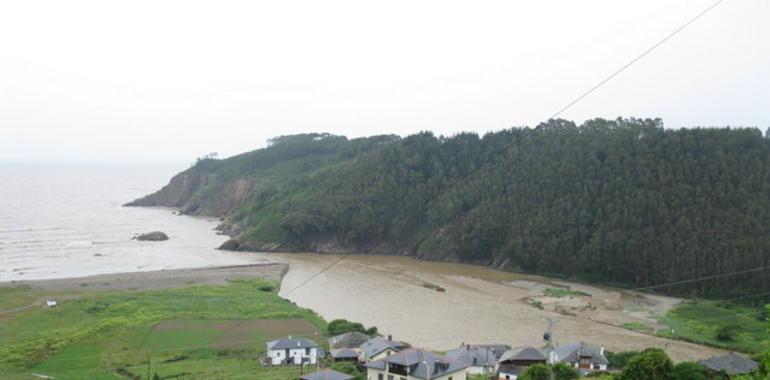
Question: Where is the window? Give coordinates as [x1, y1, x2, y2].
[387, 375, 394, 380]
[377, 374, 383, 380]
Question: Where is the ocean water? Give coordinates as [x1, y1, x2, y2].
[0, 163, 256, 282]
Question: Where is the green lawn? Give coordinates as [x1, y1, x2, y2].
[543, 287, 590, 298]
[658, 301, 769, 353]
[0, 278, 329, 379]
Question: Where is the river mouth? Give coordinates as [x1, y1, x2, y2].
[264, 252, 723, 362]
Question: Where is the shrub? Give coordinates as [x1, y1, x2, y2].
[618, 348, 673, 380]
[606, 350, 641, 369]
[715, 324, 739, 341]
[328, 319, 377, 337]
[552, 362, 579, 380]
[520, 364, 551, 380]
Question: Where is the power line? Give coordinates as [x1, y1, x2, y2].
[282, 253, 353, 297]
[549, 0, 725, 119]
[274, 0, 728, 299]
[634, 266, 770, 292]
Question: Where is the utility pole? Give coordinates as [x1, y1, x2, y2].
[146, 354, 151, 380]
[543, 317, 558, 380]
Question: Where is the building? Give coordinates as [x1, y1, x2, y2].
[360, 336, 409, 363]
[550, 342, 608, 371]
[45, 299, 57, 308]
[329, 331, 371, 350]
[699, 353, 759, 376]
[496, 346, 547, 380]
[328, 331, 370, 362]
[301, 369, 354, 380]
[265, 337, 320, 365]
[446, 343, 508, 375]
[365, 348, 469, 380]
[331, 348, 360, 362]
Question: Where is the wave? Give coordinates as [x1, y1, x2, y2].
[0, 226, 67, 234]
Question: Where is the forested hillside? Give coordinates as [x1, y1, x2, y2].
[127, 118, 770, 298]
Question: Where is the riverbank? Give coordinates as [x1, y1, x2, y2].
[273, 253, 728, 362]
[0, 263, 323, 380]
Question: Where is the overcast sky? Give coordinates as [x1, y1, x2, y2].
[1, 0, 768, 163]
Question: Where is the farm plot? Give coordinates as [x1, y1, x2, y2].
[141, 319, 323, 351]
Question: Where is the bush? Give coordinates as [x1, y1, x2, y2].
[618, 348, 673, 380]
[715, 324, 739, 341]
[330, 361, 364, 380]
[520, 364, 551, 380]
[606, 350, 641, 369]
[552, 362, 579, 380]
[327, 319, 377, 336]
[670, 362, 713, 380]
[520, 363, 578, 380]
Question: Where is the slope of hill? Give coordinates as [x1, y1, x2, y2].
[127, 119, 770, 298]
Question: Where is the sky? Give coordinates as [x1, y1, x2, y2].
[1, 0, 769, 164]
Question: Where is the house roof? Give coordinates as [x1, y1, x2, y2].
[365, 348, 469, 380]
[553, 342, 608, 365]
[328, 331, 370, 349]
[331, 348, 359, 359]
[698, 353, 759, 375]
[499, 346, 547, 363]
[360, 336, 407, 358]
[446, 344, 506, 367]
[266, 337, 319, 350]
[300, 369, 354, 380]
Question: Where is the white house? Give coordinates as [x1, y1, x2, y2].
[365, 348, 469, 380]
[45, 299, 57, 308]
[549, 342, 608, 371]
[266, 337, 320, 366]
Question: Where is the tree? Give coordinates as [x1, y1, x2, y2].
[606, 351, 641, 369]
[520, 364, 552, 380]
[330, 361, 364, 380]
[552, 362, 580, 380]
[671, 362, 707, 380]
[327, 319, 377, 336]
[146, 119, 770, 299]
[619, 348, 674, 380]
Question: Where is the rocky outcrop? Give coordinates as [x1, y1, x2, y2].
[124, 171, 257, 217]
[125, 172, 211, 209]
[134, 231, 169, 241]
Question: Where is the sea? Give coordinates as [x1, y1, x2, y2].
[0, 163, 255, 282]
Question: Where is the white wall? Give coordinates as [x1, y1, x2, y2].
[267, 348, 318, 365]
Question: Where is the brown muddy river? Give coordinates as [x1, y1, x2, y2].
[262, 253, 723, 362]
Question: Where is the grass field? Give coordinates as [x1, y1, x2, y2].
[0, 278, 329, 380]
[543, 287, 590, 298]
[658, 301, 769, 353]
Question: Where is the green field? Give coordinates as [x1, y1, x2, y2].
[658, 301, 769, 353]
[0, 278, 329, 380]
[543, 287, 591, 298]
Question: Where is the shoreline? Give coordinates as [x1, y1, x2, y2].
[0, 263, 288, 294]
